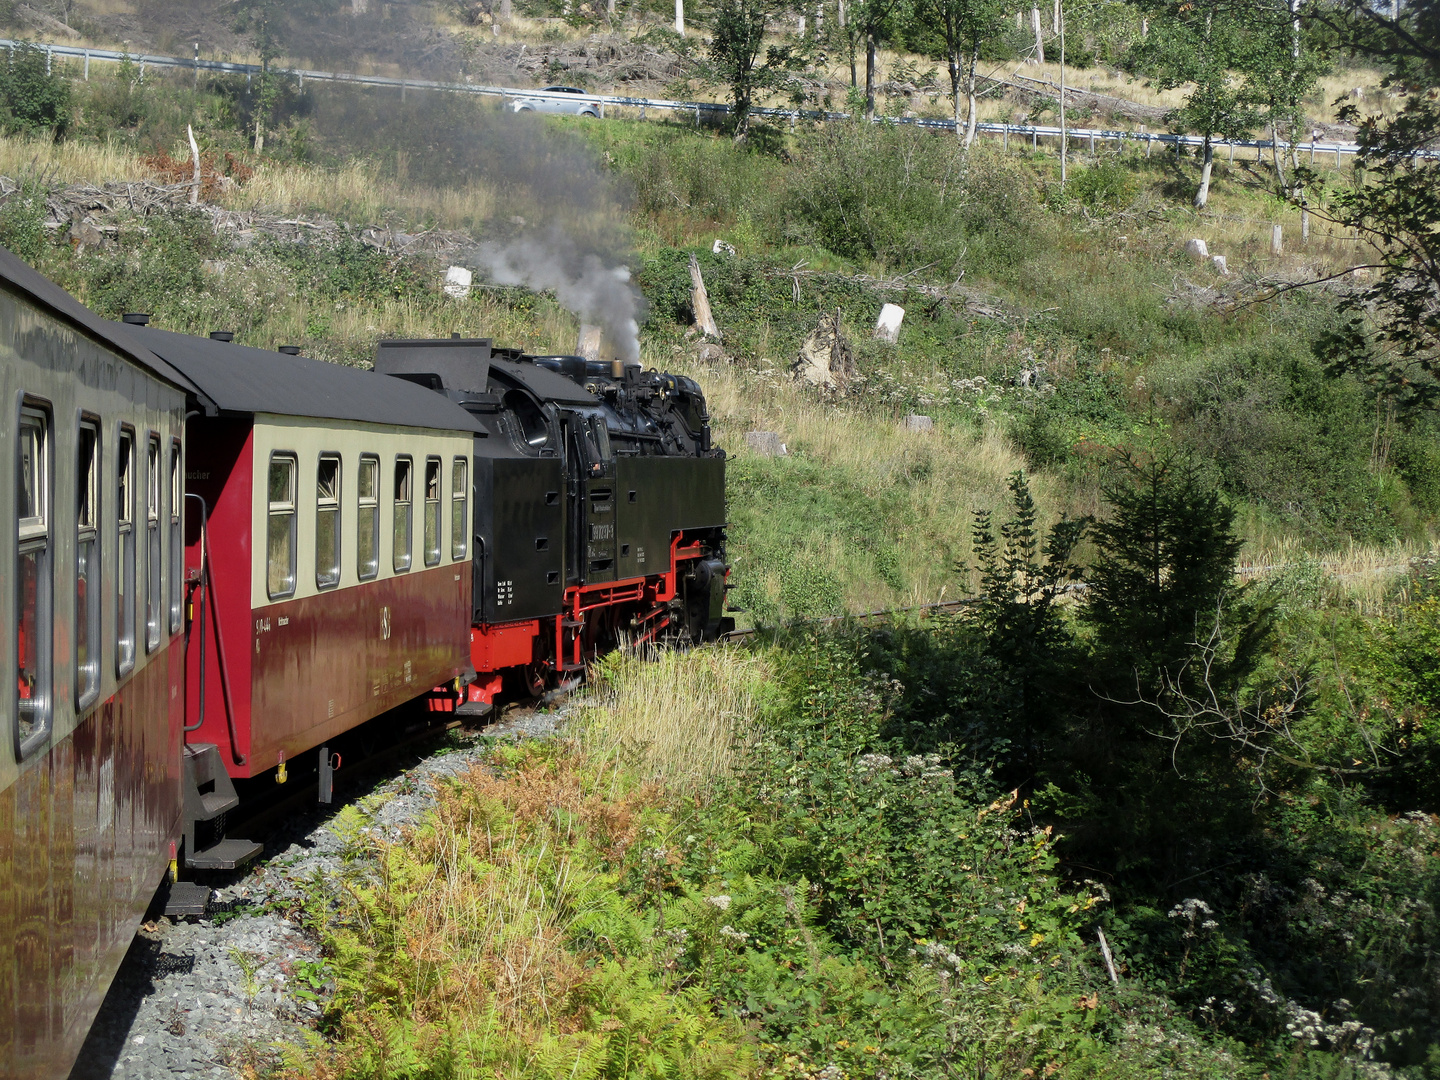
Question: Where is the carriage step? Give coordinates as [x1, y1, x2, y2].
[163, 881, 213, 918]
[200, 790, 239, 817]
[185, 838, 263, 872]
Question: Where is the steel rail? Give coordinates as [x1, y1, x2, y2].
[719, 596, 975, 642]
[3, 36, 1413, 162]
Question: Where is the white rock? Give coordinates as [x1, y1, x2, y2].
[1211, 254, 1229, 275]
[903, 414, 934, 433]
[442, 265, 472, 298]
[1184, 238, 1209, 262]
[874, 303, 905, 343]
[711, 238, 736, 256]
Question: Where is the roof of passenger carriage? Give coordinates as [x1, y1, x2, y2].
[117, 326, 484, 434]
[0, 245, 200, 394]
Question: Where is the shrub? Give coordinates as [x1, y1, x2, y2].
[782, 123, 1036, 274]
[1068, 160, 1136, 211]
[0, 180, 48, 261]
[0, 42, 72, 138]
[1167, 342, 1398, 542]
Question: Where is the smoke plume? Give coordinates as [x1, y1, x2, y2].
[299, 88, 644, 358]
[473, 230, 645, 364]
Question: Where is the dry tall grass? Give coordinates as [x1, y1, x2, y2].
[224, 159, 500, 229]
[575, 645, 775, 791]
[0, 134, 147, 185]
[1239, 533, 1438, 613]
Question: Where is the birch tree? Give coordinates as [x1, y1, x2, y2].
[707, 0, 806, 142]
[1131, 2, 1259, 208]
[1239, 0, 1326, 194]
[919, 0, 1006, 144]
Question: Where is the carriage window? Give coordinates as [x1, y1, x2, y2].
[169, 440, 182, 634]
[76, 420, 100, 710]
[116, 427, 135, 677]
[451, 458, 468, 561]
[357, 455, 379, 582]
[16, 404, 52, 755]
[393, 456, 413, 572]
[423, 457, 441, 568]
[267, 454, 297, 599]
[144, 435, 161, 653]
[316, 455, 341, 589]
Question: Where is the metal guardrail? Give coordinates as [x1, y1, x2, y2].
[0, 36, 1375, 163]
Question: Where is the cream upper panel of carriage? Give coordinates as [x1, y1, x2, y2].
[0, 286, 186, 788]
[249, 414, 474, 611]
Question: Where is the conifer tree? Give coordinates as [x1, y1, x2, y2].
[1083, 448, 1248, 694]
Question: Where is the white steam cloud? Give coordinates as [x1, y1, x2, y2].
[473, 232, 645, 365]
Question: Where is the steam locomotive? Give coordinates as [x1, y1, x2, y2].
[0, 247, 728, 1080]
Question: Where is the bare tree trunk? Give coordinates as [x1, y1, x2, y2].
[187, 124, 201, 205]
[865, 31, 876, 118]
[949, 53, 962, 141]
[838, 0, 846, 27]
[675, 0, 684, 35]
[964, 45, 979, 147]
[1030, 6, 1044, 64]
[689, 255, 720, 338]
[1270, 121, 1286, 193]
[1052, 0, 1059, 32]
[1059, 0, 1066, 185]
[1195, 138, 1214, 208]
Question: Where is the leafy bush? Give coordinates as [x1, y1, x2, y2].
[1068, 160, 1137, 211]
[0, 42, 72, 138]
[0, 180, 48, 261]
[782, 123, 1036, 274]
[1167, 341, 1402, 542]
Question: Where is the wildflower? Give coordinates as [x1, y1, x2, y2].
[705, 894, 732, 912]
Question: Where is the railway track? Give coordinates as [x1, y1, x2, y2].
[719, 597, 974, 641]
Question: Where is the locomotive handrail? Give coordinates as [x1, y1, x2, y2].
[183, 492, 246, 766]
[0, 37, 1408, 162]
[183, 492, 208, 735]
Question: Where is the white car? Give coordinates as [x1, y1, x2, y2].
[508, 86, 601, 117]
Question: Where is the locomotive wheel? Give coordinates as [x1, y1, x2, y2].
[524, 663, 549, 697]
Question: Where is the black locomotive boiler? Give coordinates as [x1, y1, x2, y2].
[376, 337, 732, 707]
